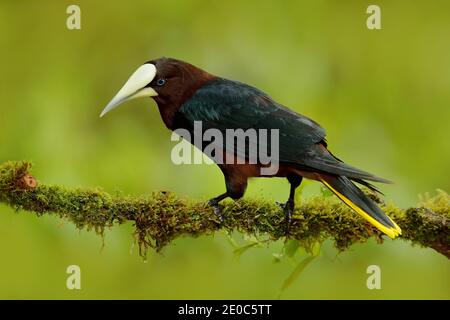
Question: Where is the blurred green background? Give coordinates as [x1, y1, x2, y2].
[0, 0, 449, 299]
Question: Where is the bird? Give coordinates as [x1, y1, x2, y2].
[100, 57, 401, 238]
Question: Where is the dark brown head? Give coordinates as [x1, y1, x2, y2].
[100, 57, 215, 126]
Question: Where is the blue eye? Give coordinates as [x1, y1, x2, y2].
[156, 78, 166, 86]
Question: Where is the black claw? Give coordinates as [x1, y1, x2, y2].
[277, 200, 294, 235]
[284, 206, 292, 224]
[208, 200, 224, 222]
[284, 206, 293, 235]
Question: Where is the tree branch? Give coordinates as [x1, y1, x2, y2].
[0, 161, 448, 258]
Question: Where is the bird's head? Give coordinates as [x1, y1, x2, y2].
[100, 57, 214, 118]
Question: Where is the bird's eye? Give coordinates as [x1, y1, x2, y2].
[156, 78, 166, 86]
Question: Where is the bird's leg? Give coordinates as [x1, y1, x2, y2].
[283, 184, 296, 224]
[281, 175, 303, 233]
[207, 193, 229, 221]
[208, 174, 248, 222]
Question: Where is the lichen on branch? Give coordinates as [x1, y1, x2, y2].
[0, 161, 448, 258]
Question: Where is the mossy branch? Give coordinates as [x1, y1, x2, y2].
[0, 161, 449, 258]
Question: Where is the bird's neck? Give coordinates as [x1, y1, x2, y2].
[156, 102, 183, 130]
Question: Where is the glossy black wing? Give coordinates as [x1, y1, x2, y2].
[178, 78, 390, 182]
[179, 78, 325, 159]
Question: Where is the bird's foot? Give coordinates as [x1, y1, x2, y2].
[207, 199, 224, 222]
[276, 200, 294, 236]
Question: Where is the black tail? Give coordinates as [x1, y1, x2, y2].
[319, 175, 401, 238]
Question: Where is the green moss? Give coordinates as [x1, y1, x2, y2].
[0, 161, 448, 258]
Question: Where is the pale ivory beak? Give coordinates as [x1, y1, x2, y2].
[100, 63, 158, 118]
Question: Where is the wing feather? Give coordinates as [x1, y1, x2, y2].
[178, 78, 389, 183]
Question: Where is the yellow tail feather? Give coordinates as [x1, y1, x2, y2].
[320, 179, 402, 239]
